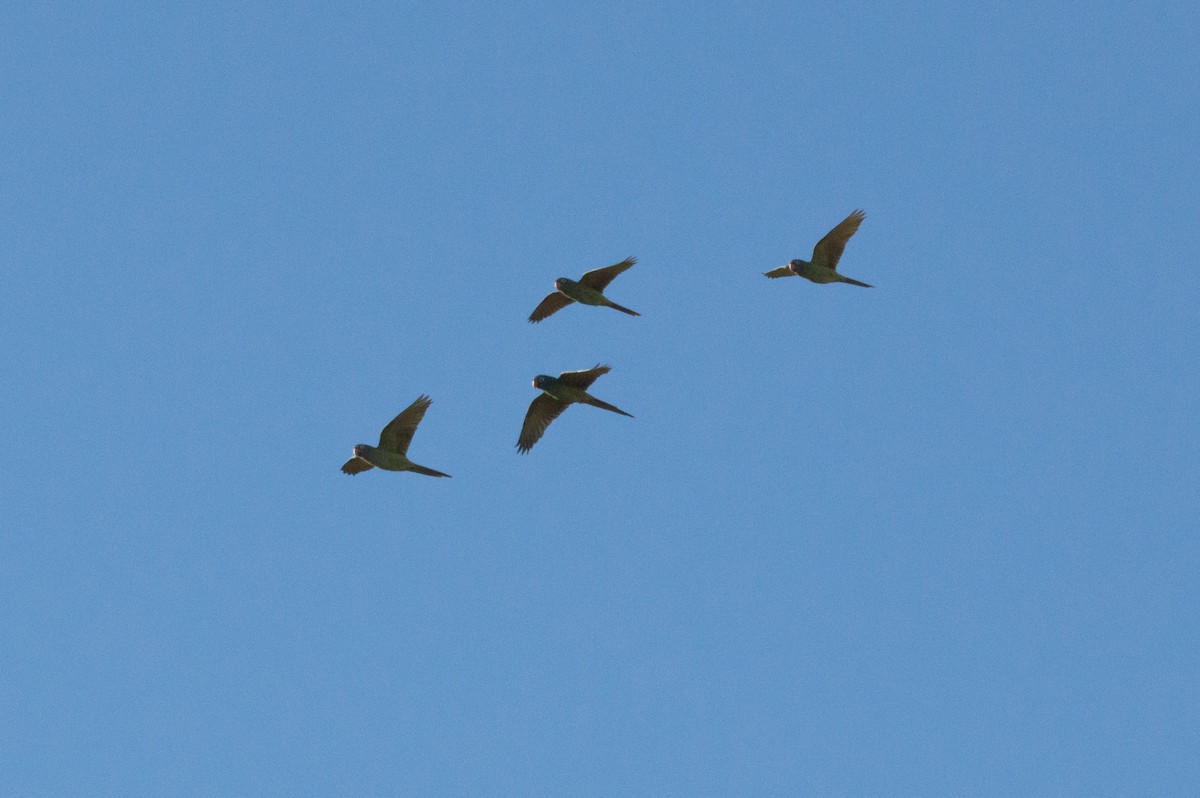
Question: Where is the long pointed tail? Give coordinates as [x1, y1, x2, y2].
[839, 275, 873, 288]
[605, 299, 640, 316]
[582, 395, 634, 418]
[409, 464, 452, 478]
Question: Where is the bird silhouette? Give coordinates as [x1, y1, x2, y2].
[342, 395, 451, 477]
[764, 209, 872, 287]
[528, 257, 640, 322]
[517, 365, 633, 453]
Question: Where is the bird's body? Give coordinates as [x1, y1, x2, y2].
[554, 277, 634, 311]
[533, 374, 629, 412]
[786, 261, 872, 287]
[346, 444, 450, 477]
[764, 209, 872, 287]
[529, 257, 640, 322]
[342, 395, 451, 477]
[517, 365, 632, 453]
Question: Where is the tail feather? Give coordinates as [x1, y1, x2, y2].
[839, 275, 873, 288]
[409, 464, 452, 478]
[583, 396, 634, 418]
[605, 300, 640, 316]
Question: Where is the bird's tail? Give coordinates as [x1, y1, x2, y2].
[838, 275, 872, 288]
[605, 299, 640, 316]
[409, 464, 452, 478]
[583, 395, 634, 418]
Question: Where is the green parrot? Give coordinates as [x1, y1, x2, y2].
[341, 394, 451, 477]
[517, 365, 633, 453]
[764, 209, 872, 287]
[528, 257, 640, 322]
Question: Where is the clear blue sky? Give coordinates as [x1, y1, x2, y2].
[3, 2, 1198, 794]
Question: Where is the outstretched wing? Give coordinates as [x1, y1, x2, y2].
[528, 292, 573, 323]
[811, 209, 865, 271]
[517, 394, 570, 453]
[578, 257, 636, 292]
[557, 364, 610, 389]
[341, 457, 374, 475]
[378, 394, 433, 455]
[763, 265, 795, 279]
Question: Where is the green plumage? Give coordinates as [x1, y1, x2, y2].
[342, 395, 451, 477]
[528, 257, 640, 322]
[764, 209, 873, 287]
[517, 365, 633, 453]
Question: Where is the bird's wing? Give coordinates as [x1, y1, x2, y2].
[341, 457, 374, 475]
[378, 394, 432, 454]
[557, 364, 610, 389]
[528, 292, 574, 323]
[517, 394, 570, 453]
[578, 257, 636, 292]
[811, 209, 865, 270]
[763, 265, 795, 279]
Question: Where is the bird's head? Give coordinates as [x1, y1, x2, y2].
[789, 259, 806, 273]
[352, 444, 370, 458]
[553, 277, 573, 291]
[532, 375, 551, 390]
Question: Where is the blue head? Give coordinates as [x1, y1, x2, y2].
[554, 277, 574, 292]
[532, 375, 553, 390]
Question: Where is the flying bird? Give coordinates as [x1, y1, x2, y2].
[341, 394, 451, 477]
[764, 209, 872, 287]
[517, 365, 633, 453]
[528, 257, 640, 323]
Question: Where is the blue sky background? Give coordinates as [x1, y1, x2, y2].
[3, 2, 1198, 794]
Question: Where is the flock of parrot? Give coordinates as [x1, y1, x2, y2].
[341, 209, 872, 477]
